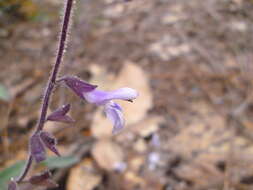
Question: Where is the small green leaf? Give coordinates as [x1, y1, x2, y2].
[0, 84, 10, 101]
[0, 161, 25, 189]
[41, 156, 79, 169]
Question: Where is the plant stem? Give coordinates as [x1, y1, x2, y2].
[37, 0, 74, 131]
[16, 0, 74, 183]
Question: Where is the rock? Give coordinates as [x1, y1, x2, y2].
[134, 139, 147, 153]
[161, 4, 184, 25]
[175, 153, 224, 189]
[167, 101, 253, 189]
[89, 64, 115, 90]
[124, 171, 145, 186]
[129, 116, 164, 137]
[230, 21, 247, 32]
[129, 156, 145, 172]
[161, 14, 182, 25]
[67, 158, 101, 190]
[91, 107, 114, 138]
[92, 139, 125, 171]
[149, 35, 191, 61]
[103, 4, 124, 18]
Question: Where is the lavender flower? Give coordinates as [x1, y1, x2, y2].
[83, 87, 138, 105]
[61, 76, 138, 134]
[83, 87, 138, 134]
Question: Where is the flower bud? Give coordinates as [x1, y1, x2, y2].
[40, 131, 60, 156]
[47, 104, 74, 123]
[60, 76, 97, 98]
[29, 170, 58, 188]
[8, 179, 18, 190]
[30, 134, 46, 163]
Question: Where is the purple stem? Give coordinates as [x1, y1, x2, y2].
[16, 0, 74, 183]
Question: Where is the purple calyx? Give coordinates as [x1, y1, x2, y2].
[47, 104, 74, 123]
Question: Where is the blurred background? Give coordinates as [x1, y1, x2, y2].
[1, 0, 253, 189]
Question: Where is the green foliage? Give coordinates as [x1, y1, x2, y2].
[41, 156, 80, 169]
[0, 161, 25, 189]
[0, 156, 79, 189]
[0, 84, 10, 101]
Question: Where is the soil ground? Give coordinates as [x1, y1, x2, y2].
[1, 0, 253, 190]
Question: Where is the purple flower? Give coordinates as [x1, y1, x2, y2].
[83, 88, 138, 133]
[83, 88, 138, 105]
[104, 101, 125, 134]
[61, 76, 138, 134]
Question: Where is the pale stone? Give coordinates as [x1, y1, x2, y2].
[92, 139, 124, 171]
[67, 158, 101, 190]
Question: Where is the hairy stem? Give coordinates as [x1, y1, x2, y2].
[16, 0, 74, 183]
